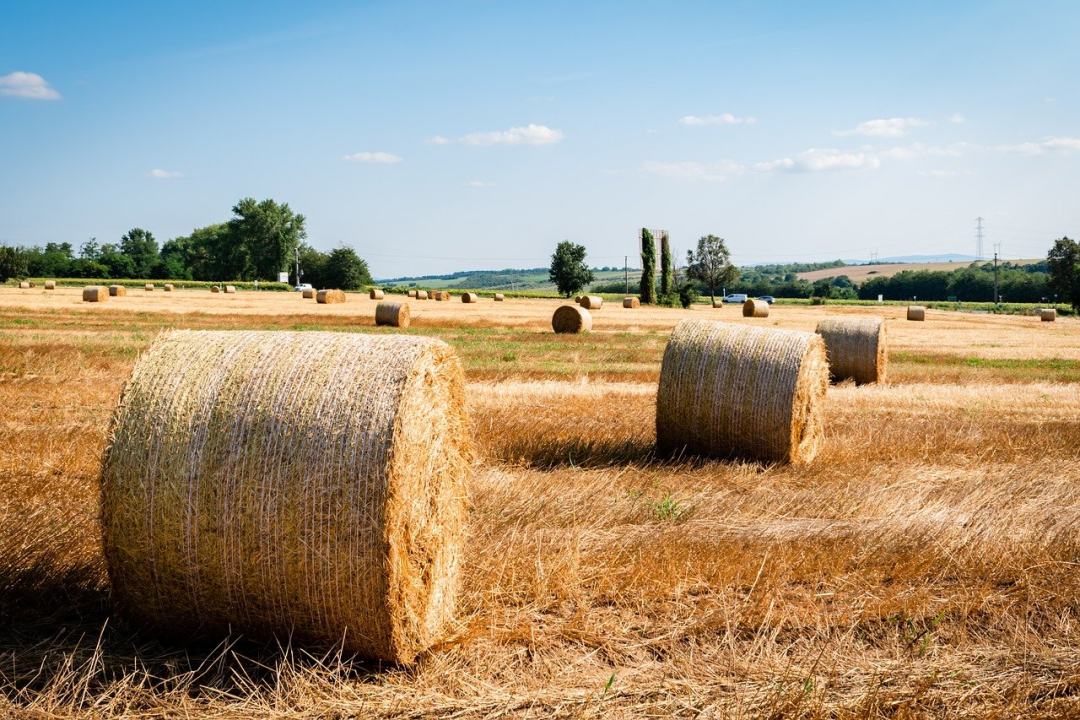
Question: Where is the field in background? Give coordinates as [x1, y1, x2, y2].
[1, 289, 1078, 717]
[797, 259, 1042, 283]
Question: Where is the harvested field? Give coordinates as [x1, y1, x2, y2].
[0, 291, 1078, 718]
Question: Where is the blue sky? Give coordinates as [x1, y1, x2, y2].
[1, 1, 1078, 277]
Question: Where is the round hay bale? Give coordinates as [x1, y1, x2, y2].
[906, 306, 925, 321]
[100, 330, 470, 664]
[144, 283, 155, 292]
[376, 301, 410, 328]
[109, 285, 127, 297]
[579, 295, 603, 310]
[1040, 308, 1057, 322]
[224, 285, 236, 294]
[712, 298, 723, 308]
[415, 290, 429, 300]
[18, 281, 31, 289]
[742, 299, 769, 318]
[302, 288, 315, 299]
[552, 304, 592, 334]
[210, 285, 220, 294]
[574, 295, 584, 304]
[44, 280, 56, 290]
[370, 289, 385, 300]
[623, 296, 640, 308]
[657, 320, 828, 464]
[164, 283, 174, 292]
[82, 286, 108, 302]
[316, 289, 345, 304]
[461, 292, 478, 304]
[815, 316, 886, 385]
[493, 293, 505, 302]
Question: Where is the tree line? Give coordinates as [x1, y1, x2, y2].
[0, 198, 373, 290]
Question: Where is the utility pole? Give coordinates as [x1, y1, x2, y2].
[993, 242, 1001, 304]
[624, 255, 628, 295]
[975, 217, 984, 261]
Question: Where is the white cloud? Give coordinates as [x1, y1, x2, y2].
[756, 148, 880, 172]
[149, 168, 182, 179]
[920, 169, 971, 178]
[343, 151, 402, 164]
[641, 160, 744, 181]
[432, 124, 563, 147]
[428, 135, 451, 145]
[876, 142, 965, 161]
[996, 137, 1080, 155]
[466, 180, 492, 187]
[836, 117, 929, 137]
[948, 113, 966, 124]
[679, 113, 756, 126]
[0, 71, 61, 100]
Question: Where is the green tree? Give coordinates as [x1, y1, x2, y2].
[548, 240, 594, 297]
[120, 228, 161, 278]
[162, 224, 233, 280]
[639, 228, 657, 303]
[295, 243, 329, 287]
[228, 198, 306, 280]
[686, 234, 738, 302]
[319, 246, 372, 290]
[1047, 236, 1080, 311]
[0, 246, 28, 281]
[659, 231, 674, 297]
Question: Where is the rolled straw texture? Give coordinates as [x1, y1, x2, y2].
[1040, 308, 1057, 322]
[110, 285, 127, 297]
[552, 305, 592, 333]
[907, 306, 925, 321]
[656, 320, 828, 464]
[100, 330, 470, 664]
[579, 295, 603, 310]
[493, 293, 504, 302]
[623, 297, 640, 308]
[317, 289, 345, 304]
[302, 289, 315, 299]
[461, 292, 478, 303]
[376, 301, 410, 328]
[742, 299, 769, 318]
[82, 286, 108, 302]
[370, 289, 385, 300]
[815, 316, 886, 385]
[44, 280, 56, 290]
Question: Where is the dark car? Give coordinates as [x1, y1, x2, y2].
[756, 295, 775, 304]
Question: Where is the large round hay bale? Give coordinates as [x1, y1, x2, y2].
[623, 297, 640, 308]
[109, 285, 127, 297]
[1040, 308, 1057, 322]
[164, 283, 174, 292]
[657, 320, 828, 464]
[415, 290, 429, 300]
[493, 293, 505, 302]
[552, 305, 592, 334]
[906, 306, 925, 321]
[579, 295, 603, 310]
[407, 289, 417, 298]
[317, 289, 345, 304]
[370, 289, 385, 300]
[18, 281, 30, 289]
[210, 285, 220, 294]
[302, 288, 315, 299]
[144, 283, 155, 292]
[815, 316, 886, 385]
[461, 292, 478, 303]
[44, 280, 56, 290]
[82, 286, 108, 302]
[574, 295, 584, 304]
[742, 299, 769, 318]
[224, 285, 236, 294]
[375, 301, 410, 328]
[100, 330, 470, 664]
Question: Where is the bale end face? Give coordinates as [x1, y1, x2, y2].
[210, 286, 220, 293]
[906, 306, 925, 321]
[623, 297, 640, 308]
[552, 305, 592, 333]
[317, 289, 345, 304]
[109, 285, 127, 297]
[375, 301, 410, 328]
[415, 290, 429, 300]
[742, 299, 769, 318]
[461, 292, 478, 303]
[1040, 308, 1057, 322]
[579, 295, 603, 310]
[19, 281, 31, 289]
[815, 316, 887, 385]
[369, 289, 385, 300]
[82, 286, 108, 302]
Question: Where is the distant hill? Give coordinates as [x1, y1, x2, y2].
[799, 258, 1040, 283]
[379, 267, 642, 292]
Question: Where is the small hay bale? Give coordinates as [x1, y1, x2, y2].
[815, 316, 887, 385]
[109, 285, 127, 297]
[712, 298, 723, 308]
[574, 295, 584, 304]
[302, 288, 315, 299]
[461, 292, 478, 303]
[100, 330, 469, 664]
[210, 286, 220, 293]
[44, 280, 56, 290]
[1040, 308, 1057, 322]
[415, 290, 429, 300]
[408, 289, 417, 298]
[375, 301, 410, 328]
[579, 295, 603, 310]
[224, 285, 236, 294]
[317, 289, 345, 304]
[164, 284, 174, 292]
[82, 286, 108, 302]
[552, 305, 592, 334]
[494, 293, 505, 302]
[145, 283, 155, 291]
[742, 299, 769, 318]
[623, 297, 640, 308]
[907, 306, 925, 321]
[19, 281, 31, 289]
[433, 291, 445, 301]
[657, 320, 828, 464]
[370, 289, 385, 300]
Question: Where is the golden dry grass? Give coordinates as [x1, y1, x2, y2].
[0, 296, 1078, 718]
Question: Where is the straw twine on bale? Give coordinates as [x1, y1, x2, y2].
[552, 304, 592, 334]
[109, 285, 127, 297]
[302, 288, 315, 299]
[907, 306, 925, 321]
[376, 301, 410, 328]
[656, 320, 828, 464]
[461, 292, 478, 304]
[45, 280, 56, 290]
[82, 286, 108, 302]
[623, 297, 640, 308]
[742, 299, 769, 318]
[370, 289, 385, 300]
[224, 285, 237, 294]
[100, 330, 470, 664]
[415, 290, 428, 300]
[493, 293, 504, 302]
[1040, 308, 1057, 322]
[579, 295, 603, 310]
[19, 281, 31, 289]
[145, 283, 154, 291]
[814, 316, 887, 385]
[317, 289, 345, 304]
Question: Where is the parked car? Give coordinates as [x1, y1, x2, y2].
[723, 293, 748, 303]
[294, 283, 313, 292]
[756, 295, 775, 304]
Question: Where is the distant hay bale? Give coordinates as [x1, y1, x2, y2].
[408, 289, 417, 298]
[18, 281, 31, 289]
[210, 285, 220, 293]
[145, 283, 154, 291]
[100, 330, 469, 664]
[623, 297, 640, 308]
[375, 301, 410, 328]
[317, 289, 345, 304]
[493, 293, 505, 301]
[224, 285, 236, 294]
[302, 288, 315, 299]
[657, 320, 828, 464]
[742, 299, 769, 318]
[1040, 308, 1057, 322]
[579, 295, 603, 310]
[815, 316, 887, 385]
[552, 304, 592, 334]
[44, 280, 56, 290]
[461, 292, 478, 303]
[907, 306, 925, 321]
[433, 291, 445, 301]
[712, 298, 723, 308]
[370, 289, 385, 300]
[164, 284, 174, 292]
[415, 290, 429, 300]
[109, 285, 127, 297]
[574, 295, 584, 304]
[82, 286, 108, 302]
